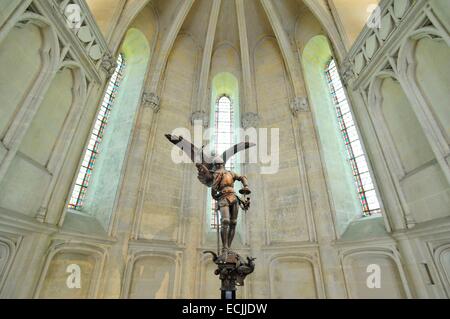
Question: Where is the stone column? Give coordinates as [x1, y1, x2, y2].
[291, 96, 348, 298]
[100, 92, 160, 298]
[394, 233, 436, 299]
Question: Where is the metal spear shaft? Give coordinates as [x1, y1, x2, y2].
[216, 205, 220, 256]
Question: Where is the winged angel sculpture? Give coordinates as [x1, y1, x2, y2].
[165, 134, 255, 253]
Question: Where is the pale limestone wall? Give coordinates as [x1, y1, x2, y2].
[85, 0, 125, 39]
[20, 68, 74, 165]
[0, 0, 449, 300]
[342, 251, 408, 298]
[270, 257, 318, 299]
[38, 252, 96, 299]
[0, 0, 20, 27]
[329, 0, 381, 47]
[378, 77, 449, 222]
[127, 255, 176, 299]
[1, 65, 81, 216]
[255, 37, 309, 243]
[0, 0, 112, 298]
[414, 38, 450, 141]
[138, 34, 198, 242]
[0, 22, 42, 137]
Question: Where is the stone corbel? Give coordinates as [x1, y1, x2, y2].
[142, 92, 160, 113]
[100, 53, 117, 77]
[290, 96, 309, 116]
[191, 110, 209, 128]
[241, 112, 260, 129]
[36, 206, 47, 223]
[405, 213, 417, 229]
[341, 60, 355, 86]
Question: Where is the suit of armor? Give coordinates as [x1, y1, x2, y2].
[211, 164, 250, 252]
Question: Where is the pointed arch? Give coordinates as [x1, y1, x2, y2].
[66, 28, 152, 232]
[302, 35, 378, 235]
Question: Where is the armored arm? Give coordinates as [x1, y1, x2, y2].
[235, 175, 249, 188]
[233, 173, 251, 195]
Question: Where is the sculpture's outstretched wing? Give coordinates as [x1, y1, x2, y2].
[165, 134, 214, 187]
[165, 134, 200, 163]
[221, 142, 256, 164]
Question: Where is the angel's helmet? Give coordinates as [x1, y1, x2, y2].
[212, 156, 225, 170]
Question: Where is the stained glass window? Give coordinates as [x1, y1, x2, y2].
[210, 96, 235, 229]
[325, 59, 381, 216]
[68, 54, 125, 210]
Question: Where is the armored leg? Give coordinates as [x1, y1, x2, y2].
[220, 205, 230, 252]
[228, 202, 239, 248]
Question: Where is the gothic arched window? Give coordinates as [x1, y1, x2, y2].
[68, 54, 125, 210]
[214, 95, 235, 169]
[325, 59, 381, 215]
[210, 95, 235, 229]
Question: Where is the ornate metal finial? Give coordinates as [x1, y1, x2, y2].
[241, 112, 260, 129]
[142, 92, 160, 113]
[204, 251, 256, 299]
[191, 110, 209, 128]
[100, 53, 117, 77]
[290, 96, 309, 116]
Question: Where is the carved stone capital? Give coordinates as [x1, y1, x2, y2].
[191, 110, 209, 128]
[36, 206, 47, 223]
[405, 213, 417, 229]
[241, 112, 260, 129]
[142, 92, 160, 113]
[341, 60, 355, 85]
[100, 53, 117, 77]
[290, 96, 309, 116]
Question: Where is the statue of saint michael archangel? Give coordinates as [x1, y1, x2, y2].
[165, 134, 254, 254]
[165, 134, 256, 299]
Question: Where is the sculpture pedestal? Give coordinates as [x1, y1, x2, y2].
[204, 250, 255, 300]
